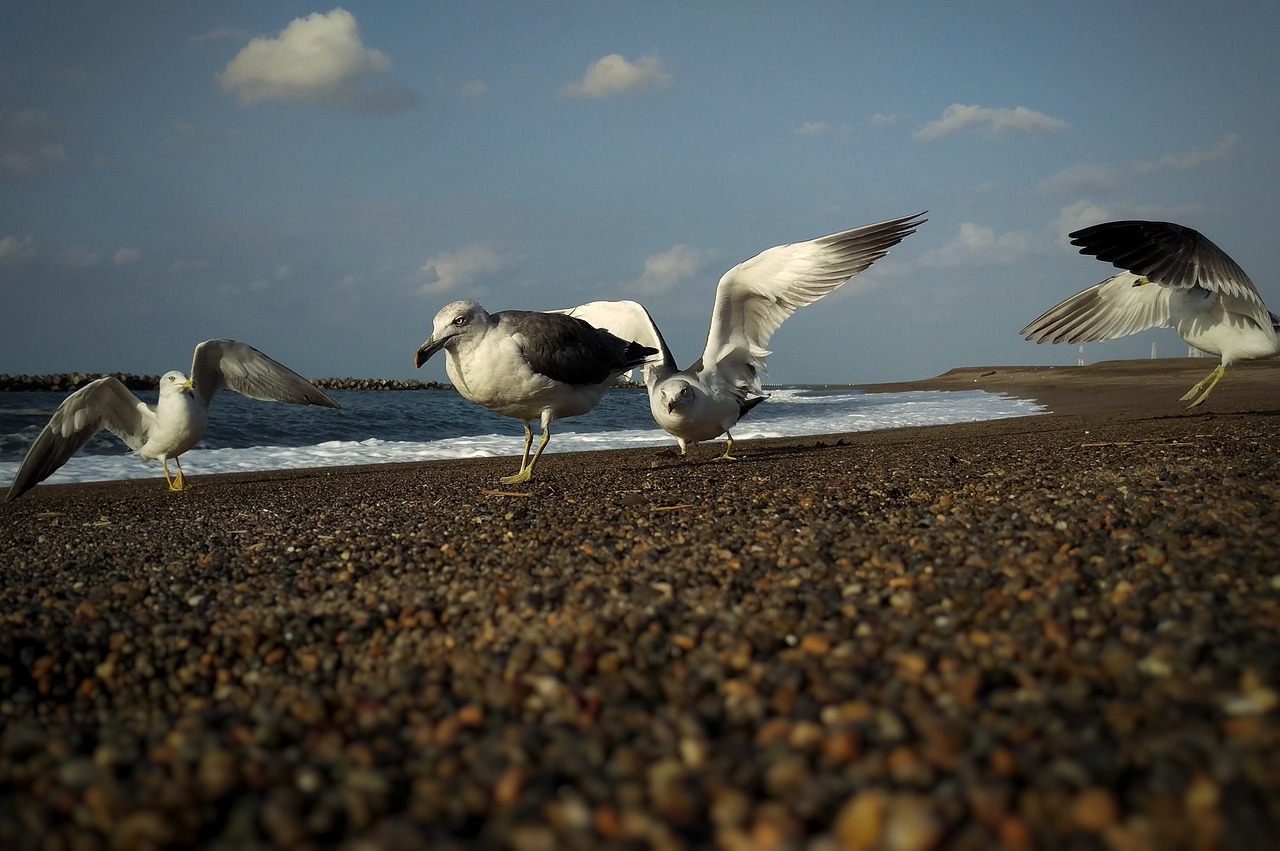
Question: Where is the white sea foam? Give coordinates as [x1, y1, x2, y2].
[0, 389, 1042, 486]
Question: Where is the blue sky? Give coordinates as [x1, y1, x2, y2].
[2, 1, 1277, 385]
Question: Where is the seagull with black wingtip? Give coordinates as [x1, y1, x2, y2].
[1022, 220, 1279, 407]
[414, 299, 657, 484]
[555, 211, 928, 458]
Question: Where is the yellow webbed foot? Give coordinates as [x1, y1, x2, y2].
[164, 458, 192, 491]
[500, 466, 533, 485]
[713, 434, 740, 461]
[1181, 365, 1225, 408]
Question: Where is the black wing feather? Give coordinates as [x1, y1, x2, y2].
[500, 312, 657, 386]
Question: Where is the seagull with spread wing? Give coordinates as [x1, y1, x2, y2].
[558, 212, 926, 458]
[6, 339, 339, 501]
[1022, 220, 1279, 407]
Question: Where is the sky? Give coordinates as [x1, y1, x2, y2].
[2, 1, 1278, 386]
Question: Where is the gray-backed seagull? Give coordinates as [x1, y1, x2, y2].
[557, 212, 927, 458]
[6, 339, 339, 501]
[1022, 220, 1279, 407]
[414, 299, 657, 484]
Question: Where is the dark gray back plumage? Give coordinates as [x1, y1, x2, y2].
[497, 311, 656, 386]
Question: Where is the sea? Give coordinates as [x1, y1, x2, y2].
[0, 386, 1044, 487]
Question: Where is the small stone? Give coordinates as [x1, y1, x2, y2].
[509, 823, 557, 851]
[883, 795, 944, 851]
[834, 789, 888, 851]
[1072, 787, 1120, 832]
[1185, 775, 1220, 812]
[996, 815, 1034, 850]
[457, 703, 485, 727]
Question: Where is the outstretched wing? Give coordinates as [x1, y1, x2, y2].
[1070, 220, 1269, 330]
[190, 340, 339, 411]
[1021, 273, 1172, 344]
[701, 211, 925, 389]
[6, 377, 152, 502]
[551, 300, 677, 387]
[1070, 220, 1258, 299]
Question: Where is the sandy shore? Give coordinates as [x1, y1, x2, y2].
[2, 360, 1278, 849]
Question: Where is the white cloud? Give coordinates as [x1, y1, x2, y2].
[112, 247, 141, 266]
[0, 234, 36, 264]
[632, 245, 715, 295]
[562, 54, 673, 98]
[460, 80, 488, 99]
[871, 112, 906, 127]
[914, 104, 1068, 141]
[0, 110, 72, 180]
[1039, 134, 1240, 198]
[916, 222, 1036, 268]
[56, 246, 100, 268]
[1050, 201, 1115, 246]
[1134, 133, 1238, 173]
[1037, 162, 1124, 196]
[218, 8, 418, 114]
[419, 244, 509, 296]
[795, 121, 831, 137]
[248, 264, 293, 292]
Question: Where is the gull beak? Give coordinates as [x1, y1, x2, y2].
[182, 379, 196, 395]
[415, 336, 448, 369]
[666, 399, 676, 414]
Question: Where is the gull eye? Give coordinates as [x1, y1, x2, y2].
[452, 315, 467, 327]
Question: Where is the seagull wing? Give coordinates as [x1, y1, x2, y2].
[6, 377, 152, 501]
[1069, 220, 1269, 327]
[550, 300, 678, 387]
[499, 311, 656, 387]
[190, 340, 339, 411]
[700, 212, 926, 389]
[1021, 273, 1173, 344]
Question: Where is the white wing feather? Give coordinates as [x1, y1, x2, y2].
[5, 377, 154, 501]
[190, 339, 338, 410]
[1021, 273, 1173, 344]
[701, 212, 925, 386]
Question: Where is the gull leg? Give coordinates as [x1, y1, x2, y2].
[1178, 366, 1217, 402]
[502, 425, 550, 484]
[499, 422, 535, 481]
[171, 457, 190, 491]
[1182, 364, 1226, 408]
[162, 458, 188, 492]
[714, 432, 740, 462]
[514, 422, 535, 470]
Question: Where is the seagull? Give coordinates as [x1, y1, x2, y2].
[6, 339, 339, 501]
[1022, 220, 1279, 407]
[556, 212, 927, 458]
[414, 300, 658, 484]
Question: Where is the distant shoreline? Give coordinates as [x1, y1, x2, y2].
[3, 358, 1275, 404]
[0, 373, 450, 392]
[0, 374, 647, 392]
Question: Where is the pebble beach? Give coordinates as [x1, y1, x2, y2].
[2, 359, 1278, 851]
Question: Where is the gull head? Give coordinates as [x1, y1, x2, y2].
[416, 299, 490, 368]
[661, 379, 695, 414]
[159, 371, 196, 398]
